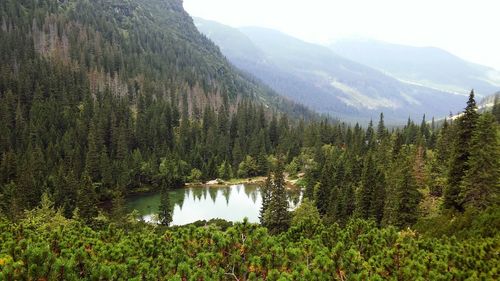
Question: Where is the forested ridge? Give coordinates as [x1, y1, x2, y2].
[1, 0, 500, 280]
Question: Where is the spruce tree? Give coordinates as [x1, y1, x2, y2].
[460, 113, 499, 209]
[394, 151, 421, 228]
[109, 191, 123, 219]
[85, 123, 101, 182]
[370, 169, 386, 225]
[263, 159, 290, 234]
[158, 185, 173, 226]
[316, 159, 334, 216]
[259, 173, 272, 225]
[77, 174, 98, 224]
[377, 113, 387, 141]
[445, 90, 479, 211]
[358, 154, 375, 219]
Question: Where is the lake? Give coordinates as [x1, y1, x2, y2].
[126, 184, 302, 226]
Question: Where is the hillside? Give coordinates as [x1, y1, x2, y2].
[0, 0, 318, 215]
[194, 18, 467, 123]
[0, 0, 311, 118]
[330, 39, 500, 96]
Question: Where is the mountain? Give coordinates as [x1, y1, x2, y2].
[0, 0, 312, 119]
[329, 39, 500, 96]
[476, 92, 500, 114]
[194, 18, 466, 123]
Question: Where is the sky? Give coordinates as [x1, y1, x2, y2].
[183, 0, 500, 70]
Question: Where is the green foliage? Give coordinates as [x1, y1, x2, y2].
[0, 2, 498, 278]
[460, 113, 499, 210]
[291, 198, 322, 238]
[415, 206, 500, 239]
[0, 0, 312, 219]
[261, 160, 290, 234]
[393, 150, 422, 228]
[237, 155, 258, 178]
[445, 90, 479, 211]
[217, 160, 232, 180]
[76, 175, 98, 224]
[0, 212, 498, 280]
[188, 168, 203, 183]
[158, 187, 173, 226]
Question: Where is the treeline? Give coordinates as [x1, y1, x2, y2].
[300, 91, 499, 229]
[0, 199, 498, 280]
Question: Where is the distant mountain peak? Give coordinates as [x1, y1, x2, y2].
[195, 18, 468, 123]
[330, 39, 500, 96]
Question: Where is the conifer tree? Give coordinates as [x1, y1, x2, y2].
[358, 154, 375, 219]
[262, 159, 290, 234]
[460, 113, 499, 209]
[370, 169, 386, 225]
[316, 159, 334, 216]
[158, 185, 173, 226]
[85, 123, 101, 182]
[394, 151, 421, 228]
[377, 113, 388, 141]
[111, 188, 127, 222]
[259, 173, 272, 225]
[100, 146, 112, 188]
[445, 90, 478, 211]
[77, 174, 98, 224]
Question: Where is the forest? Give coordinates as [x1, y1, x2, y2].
[1, 0, 499, 279]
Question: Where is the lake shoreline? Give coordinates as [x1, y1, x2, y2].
[125, 175, 303, 198]
[185, 175, 302, 189]
[185, 176, 267, 187]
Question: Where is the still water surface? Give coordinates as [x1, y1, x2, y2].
[126, 184, 301, 226]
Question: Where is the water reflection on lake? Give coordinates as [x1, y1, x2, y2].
[126, 184, 301, 226]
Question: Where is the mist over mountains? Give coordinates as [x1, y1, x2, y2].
[330, 38, 500, 96]
[195, 18, 499, 123]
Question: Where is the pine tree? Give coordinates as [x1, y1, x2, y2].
[85, 123, 101, 182]
[365, 120, 375, 150]
[54, 166, 78, 218]
[263, 159, 290, 234]
[460, 113, 499, 210]
[429, 118, 453, 197]
[77, 174, 98, 224]
[218, 160, 232, 180]
[100, 146, 112, 188]
[370, 169, 386, 225]
[420, 114, 430, 144]
[377, 112, 388, 141]
[358, 154, 375, 219]
[158, 185, 173, 226]
[316, 159, 334, 216]
[445, 90, 479, 211]
[259, 173, 272, 225]
[394, 151, 421, 228]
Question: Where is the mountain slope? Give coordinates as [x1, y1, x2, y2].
[330, 39, 500, 96]
[0, 0, 319, 214]
[194, 19, 466, 123]
[0, 0, 312, 119]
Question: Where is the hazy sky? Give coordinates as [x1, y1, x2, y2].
[184, 0, 500, 70]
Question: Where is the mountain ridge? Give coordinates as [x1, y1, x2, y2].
[195, 18, 467, 124]
[329, 38, 500, 96]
